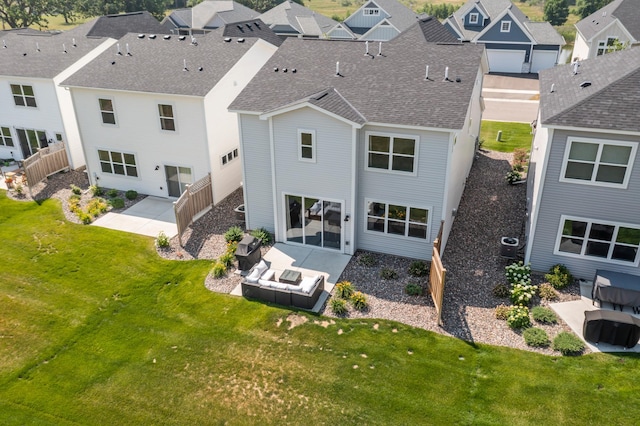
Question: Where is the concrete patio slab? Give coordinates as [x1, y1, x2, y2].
[92, 196, 177, 238]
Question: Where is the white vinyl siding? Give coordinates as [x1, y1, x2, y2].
[366, 131, 418, 175]
[221, 148, 239, 166]
[0, 126, 14, 147]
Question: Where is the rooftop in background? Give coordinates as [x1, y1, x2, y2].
[575, 0, 640, 42]
[162, 0, 258, 32]
[346, 0, 426, 36]
[258, 0, 339, 38]
[414, 16, 459, 43]
[222, 19, 283, 47]
[84, 11, 170, 39]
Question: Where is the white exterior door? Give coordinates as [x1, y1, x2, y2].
[531, 50, 558, 73]
[486, 49, 526, 73]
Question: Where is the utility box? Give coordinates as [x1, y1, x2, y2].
[501, 237, 519, 259]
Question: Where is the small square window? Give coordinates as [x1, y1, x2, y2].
[469, 13, 479, 24]
[501, 21, 511, 32]
[10, 84, 37, 108]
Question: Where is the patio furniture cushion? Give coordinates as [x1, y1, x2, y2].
[245, 268, 261, 283]
[299, 275, 321, 294]
[261, 270, 275, 281]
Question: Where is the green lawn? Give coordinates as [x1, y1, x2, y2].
[2, 190, 640, 425]
[480, 120, 534, 153]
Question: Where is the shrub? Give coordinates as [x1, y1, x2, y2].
[68, 198, 81, 213]
[219, 251, 235, 269]
[250, 227, 272, 245]
[330, 298, 348, 315]
[224, 226, 244, 243]
[358, 252, 376, 267]
[507, 306, 531, 329]
[106, 188, 119, 198]
[335, 281, 354, 299]
[538, 283, 559, 300]
[109, 198, 125, 209]
[14, 184, 23, 195]
[408, 261, 429, 277]
[510, 281, 537, 306]
[513, 148, 529, 168]
[523, 327, 550, 347]
[90, 185, 104, 196]
[531, 306, 558, 324]
[495, 304, 510, 320]
[553, 332, 585, 356]
[156, 231, 170, 248]
[211, 261, 227, 278]
[70, 184, 82, 195]
[505, 169, 522, 185]
[68, 193, 81, 202]
[380, 267, 398, 280]
[492, 283, 510, 298]
[350, 291, 368, 311]
[225, 241, 238, 256]
[86, 198, 108, 217]
[505, 261, 531, 285]
[545, 264, 573, 289]
[125, 190, 138, 200]
[78, 212, 92, 224]
[405, 283, 423, 296]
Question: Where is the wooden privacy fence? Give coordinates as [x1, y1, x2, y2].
[174, 173, 213, 247]
[429, 220, 447, 326]
[24, 142, 69, 196]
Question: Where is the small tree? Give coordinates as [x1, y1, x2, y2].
[544, 0, 569, 26]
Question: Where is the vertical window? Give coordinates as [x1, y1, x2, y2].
[366, 133, 417, 174]
[366, 201, 429, 239]
[221, 147, 239, 166]
[500, 21, 511, 32]
[99, 98, 116, 125]
[560, 138, 636, 187]
[469, 13, 479, 24]
[298, 129, 315, 162]
[597, 37, 618, 56]
[10, 84, 37, 107]
[98, 149, 138, 177]
[158, 104, 175, 131]
[0, 126, 14, 147]
[364, 8, 379, 16]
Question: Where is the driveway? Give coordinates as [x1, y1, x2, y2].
[482, 74, 540, 123]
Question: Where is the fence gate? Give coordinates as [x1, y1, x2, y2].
[429, 220, 446, 326]
[23, 142, 69, 196]
[173, 173, 213, 246]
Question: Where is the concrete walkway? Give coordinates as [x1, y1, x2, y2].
[482, 74, 540, 123]
[91, 196, 178, 238]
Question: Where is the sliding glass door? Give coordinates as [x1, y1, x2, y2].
[285, 194, 342, 250]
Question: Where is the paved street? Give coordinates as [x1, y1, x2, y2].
[482, 74, 540, 123]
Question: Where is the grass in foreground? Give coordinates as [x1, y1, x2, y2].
[481, 120, 533, 153]
[1, 190, 640, 425]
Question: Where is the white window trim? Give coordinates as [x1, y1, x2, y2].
[364, 198, 431, 241]
[297, 129, 316, 163]
[469, 13, 479, 24]
[364, 8, 380, 16]
[221, 147, 239, 166]
[596, 36, 618, 55]
[98, 97, 118, 127]
[0, 126, 14, 147]
[364, 131, 419, 176]
[554, 215, 640, 267]
[10, 83, 37, 108]
[158, 103, 177, 132]
[97, 148, 139, 179]
[500, 21, 511, 33]
[559, 137, 637, 189]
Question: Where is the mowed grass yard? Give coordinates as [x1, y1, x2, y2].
[2, 190, 640, 425]
[481, 120, 534, 152]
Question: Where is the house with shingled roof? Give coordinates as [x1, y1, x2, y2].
[229, 22, 487, 258]
[0, 23, 116, 168]
[84, 11, 170, 39]
[572, 0, 640, 61]
[326, 0, 424, 41]
[161, 0, 258, 35]
[61, 29, 278, 202]
[259, 0, 339, 38]
[443, 0, 565, 73]
[525, 47, 640, 279]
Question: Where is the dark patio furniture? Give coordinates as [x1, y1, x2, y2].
[279, 269, 302, 285]
[592, 270, 640, 312]
[235, 235, 261, 271]
[583, 310, 640, 348]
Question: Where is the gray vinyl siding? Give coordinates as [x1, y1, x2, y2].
[328, 27, 354, 39]
[239, 114, 275, 232]
[360, 24, 400, 41]
[345, 9, 388, 30]
[356, 125, 449, 260]
[443, 21, 461, 40]
[529, 129, 640, 279]
[478, 19, 532, 43]
[464, 7, 485, 28]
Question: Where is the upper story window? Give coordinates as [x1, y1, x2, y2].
[99, 98, 116, 125]
[0, 126, 14, 147]
[560, 138, 636, 188]
[597, 36, 618, 56]
[364, 8, 380, 16]
[158, 104, 175, 131]
[366, 200, 430, 239]
[469, 13, 479, 24]
[298, 129, 315, 162]
[500, 21, 511, 32]
[98, 149, 138, 177]
[366, 132, 418, 174]
[221, 148, 239, 166]
[11, 84, 37, 107]
[556, 216, 640, 265]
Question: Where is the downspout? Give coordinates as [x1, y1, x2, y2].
[268, 117, 279, 240]
[349, 125, 357, 255]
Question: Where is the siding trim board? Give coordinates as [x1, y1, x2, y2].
[260, 102, 364, 129]
[268, 117, 279, 239]
[474, 10, 534, 44]
[545, 124, 640, 137]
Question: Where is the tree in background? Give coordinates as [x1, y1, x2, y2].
[188, 0, 303, 14]
[0, 0, 52, 28]
[420, 3, 461, 20]
[544, 0, 569, 26]
[576, 0, 613, 19]
[75, 0, 170, 21]
[51, 0, 77, 24]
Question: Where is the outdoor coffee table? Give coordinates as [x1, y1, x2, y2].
[279, 269, 302, 285]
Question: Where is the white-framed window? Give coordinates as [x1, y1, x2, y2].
[555, 215, 640, 265]
[10, 84, 37, 107]
[560, 138, 636, 188]
[364, 8, 380, 16]
[469, 13, 479, 24]
[98, 149, 138, 177]
[158, 104, 175, 131]
[366, 200, 430, 239]
[500, 21, 511, 32]
[298, 129, 315, 162]
[597, 36, 618, 56]
[221, 148, 239, 166]
[366, 132, 418, 174]
[99, 98, 116, 125]
[0, 126, 14, 147]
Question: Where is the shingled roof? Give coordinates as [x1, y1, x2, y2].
[575, 0, 640, 42]
[259, 0, 339, 37]
[347, 0, 422, 36]
[229, 24, 484, 130]
[414, 16, 460, 43]
[85, 11, 169, 39]
[163, 1, 258, 31]
[223, 19, 283, 47]
[539, 47, 640, 133]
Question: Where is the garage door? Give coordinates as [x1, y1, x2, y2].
[486, 49, 525, 73]
[531, 50, 558, 73]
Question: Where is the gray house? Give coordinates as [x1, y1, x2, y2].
[229, 23, 486, 258]
[161, 0, 258, 35]
[443, 0, 565, 73]
[258, 0, 339, 38]
[525, 47, 640, 279]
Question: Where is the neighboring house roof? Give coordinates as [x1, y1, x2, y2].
[163, 1, 258, 31]
[575, 0, 640, 42]
[85, 11, 169, 39]
[61, 31, 260, 97]
[222, 19, 284, 47]
[414, 16, 460, 43]
[524, 21, 565, 45]
[259, 0, 339, 37]
[539, 47, 640, 133]
[229, 23, 484, 129]
[162, 8, 192, 29]
[0, 22, 107, 79]
[339, 0, 422, 37]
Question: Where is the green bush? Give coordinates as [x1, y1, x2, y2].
[335, 281, 354, 299]
[408, 261, 429, 277]
[358, 252, 376, 267]
[523, 327, 550, 347]
[495, 304, 510, 320]
[538, 283, 559, 300]
[211, 261, 227, 278]
[350, 291, 368, 311]
[90, 185, 104, 196]
[225, 241, 238, 256]
[219, 251, 235, 269]
[250, 227, 272, 245]
[86, 198, 108, 217]
[506, 169, 522, 184]
[109, 198, 125, 209]
[125, 190, 138, 200]
[405, 283, 423, 296]
[78, 212, 92, 224]
[505, 261, 531, 285]
[493, 283, 510, 298]
[156, 231, 170, 248]
[510, 281, 537, 306]
[70, 184, 82, 195]
[330, 298, 348, 315]
[545, 264, 573, 289]
[380, 267, 398, 280]
[106, 188, 119, 198]
[531, 306, 558, 324]
[224, 226, 244, 243]
[553, 332, 585, 356]
[507, 306, 531, 329]
[69, 193, 81, 201]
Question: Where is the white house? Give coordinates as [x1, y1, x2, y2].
[230, 23, 487, 258]
[61, 28, 278, 202]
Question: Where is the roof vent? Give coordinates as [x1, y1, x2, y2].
[111, 61, 116, 65]
[236, 25, 244, 32]
[63, 43, 67, 53]
[126, 43, 131, 56]
[224, 37, 232, 42]
[178, 35, 186, 40]
[183, 59, 188, 72]
[572, 61, 579, 75]
[292, 68, 296, 73]
[254, 22, 261, 29]
[190, 36, 198, 46]
[72, 38, 76, 47]
[237, 38, 245, 43]
[273, 67, 278, 72]
[444, 66, 450, 81]
[580, 81, 592, 89]
[149, 34, 157, 39]
[425, 65, 430, 80]
[198, 66, 203, 71]
[335, 61, 341, 77]
[117, 43, 122, 55]
[36, 42, 40, 52]
[550, 83, 555, 93]
[163, 35, 171, 40]
[246, 23, 253, 31]
[23, 52, 27, 56]
[283, 67, 287, 73]
[2, 40, 6, 48]
[137, 34, 145, 39]
[378, 41, 382, 56]
[455, 77, 461, 83]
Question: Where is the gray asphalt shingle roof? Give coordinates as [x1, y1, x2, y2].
[230, 23, 484, 130]
[359, 0, 422, 34]
[61, 31, 259, 97]
[259, 1, 339, 37]
[222, 19, 283, 47]
[539, 47, 640, 133]
[164, 1, 258, 31]
[415, 16, 460, 43]
[85, 11, 169, 39]
[576, 0, 640, 41]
